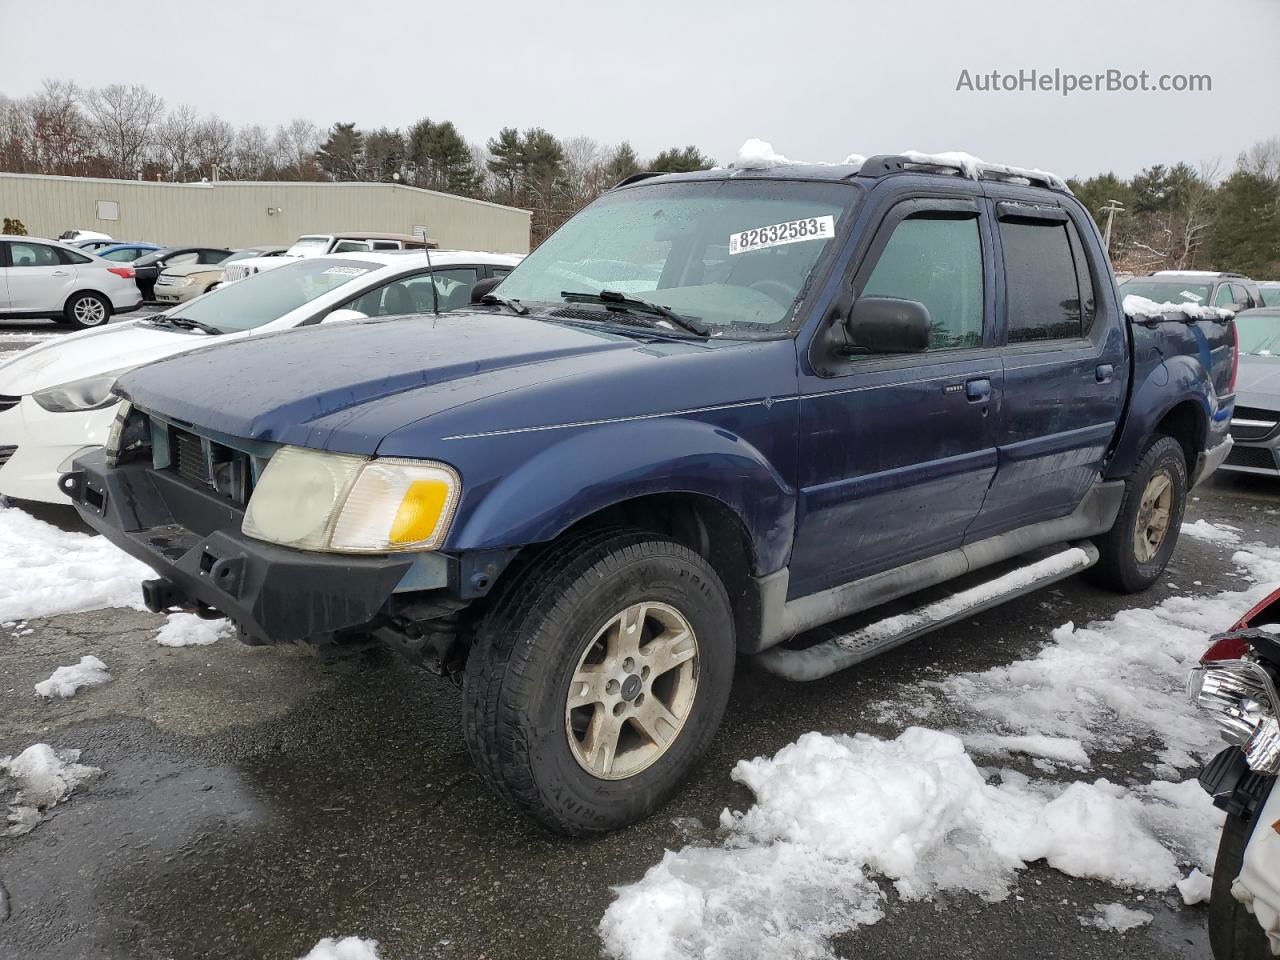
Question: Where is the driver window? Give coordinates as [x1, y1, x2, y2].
[1213, 284, 1236, 309]
[860, 215, 984, 350]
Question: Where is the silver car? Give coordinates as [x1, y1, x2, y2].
[1225, 307, 1280, 476]
[0, 236, 144, 329]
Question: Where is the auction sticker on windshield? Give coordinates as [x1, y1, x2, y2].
[729, 215, 835, 255]
[322, 266, 369, 277]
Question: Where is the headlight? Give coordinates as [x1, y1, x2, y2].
[32, 371, 125, 412]
[242, 446, 461, 553]
[179, 277, 198, 287]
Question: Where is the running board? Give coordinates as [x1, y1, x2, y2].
[753, 542, 1099, 681]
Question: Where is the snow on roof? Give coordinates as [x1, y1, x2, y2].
[732, 138, 866, 171]
[729, 140, 1064, 190]
[1123, 293, 1234, 321]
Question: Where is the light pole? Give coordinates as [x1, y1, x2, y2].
[1101, 199, 1125, 256]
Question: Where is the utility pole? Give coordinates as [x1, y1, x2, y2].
[1101, 199, 1125, 256]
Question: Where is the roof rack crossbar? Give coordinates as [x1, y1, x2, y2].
[854, 154, 1068, 192]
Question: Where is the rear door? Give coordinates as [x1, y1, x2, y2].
[3, 239, 74, 312]
[967, 195, 1127, 540]
[790, 194, 1002, 596]
[0, 241, 10, 309]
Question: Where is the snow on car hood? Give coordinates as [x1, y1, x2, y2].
[0, 321, 229, 396]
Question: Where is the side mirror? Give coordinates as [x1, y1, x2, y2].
[845, 297, 931, 354]
[323, 308, 368, 324]
[470, 276, 502, 303]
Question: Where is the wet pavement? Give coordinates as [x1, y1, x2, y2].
[1, 472, 1278, 960]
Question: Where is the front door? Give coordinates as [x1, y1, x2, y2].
[3, 240, 75, 311]
[790, 196, 1002, 598]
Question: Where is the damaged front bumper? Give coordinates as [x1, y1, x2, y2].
[62, 448, 441, 647]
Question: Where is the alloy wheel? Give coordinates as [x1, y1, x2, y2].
[1134, 468, 1174, 563]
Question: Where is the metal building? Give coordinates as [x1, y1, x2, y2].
[0, 173, 531, 253]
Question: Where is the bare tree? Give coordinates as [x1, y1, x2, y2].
[191, 116, 236, 179]
[273, 118, 322, 180]
[232, 123, 272, 179]
[82, 83, 164, 178]
[154, 104, 201, 180]
[30, 80, 93, 175]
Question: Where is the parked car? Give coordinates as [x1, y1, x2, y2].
[1221, 307, 1280, 476]
[1188, 588, 1280, 959]
[62, 154, 1236, 834]
[95, 242, 163, 263]
[58, 229, 112, 244]
[0, 236, 142, 331]
[154, 247, 288, 305]
[1258, 282, 1280, 307]
[72, 238, 119, 253]
[222, 232, 438, 283]
[0, 250, 518, 503]
[1121, 271, 1262, 312]
[130, 246, 234, 301]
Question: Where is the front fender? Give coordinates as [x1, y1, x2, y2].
[446, 416, 797, 575]
[1106, 352, 1227, 479]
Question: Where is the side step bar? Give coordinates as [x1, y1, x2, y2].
[754, 541, 1099, 681]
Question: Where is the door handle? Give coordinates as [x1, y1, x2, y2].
[52, 270, 69, 277]
[965, 378, 991, 402]
[1095, 363, 1115, 384]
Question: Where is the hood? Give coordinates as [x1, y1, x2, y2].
[1235, 355, 1280, 409]
[116, 311, 788, 454]
[0, 321, 218, 396]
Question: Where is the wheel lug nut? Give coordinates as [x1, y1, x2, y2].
[623, 657, 635, 672]
[606, 679, 620, 695]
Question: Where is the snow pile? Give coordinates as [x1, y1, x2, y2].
[1, 743, 99, 837]
[732, 139, 866, 170]
[156, 612, 232, 647]
[1177, 868, 1213, 905]
[297, 937, 384, 960]
[601, 728, 1215, 960]
[1181, 519, 1242, 544]
[961, 733, 1090, 766]
[0, 505, 151, 622]
[1081, 902, 1153, 932]
[1124, 294, 1234, 321]
[34, 655, 112, 699]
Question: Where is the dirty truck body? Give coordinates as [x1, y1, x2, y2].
[65, 156, 1237, 832]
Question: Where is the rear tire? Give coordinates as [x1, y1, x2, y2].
[63, 291, 112, 329]
[1209, 790, 1276, 960]
[462, 528, 735, 835]
[1089, 434, 1187, 593]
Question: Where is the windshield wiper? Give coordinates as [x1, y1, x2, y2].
[479, 293, 528, 315]
[149, 314, 224, 335]
[560, 290, 711, 337]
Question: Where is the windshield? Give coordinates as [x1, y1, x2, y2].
[1119, 279, 1212, 305]
[165, 258, 377, 333]
[495, 179, 855, 336]
[1237, 313, 1280, 356]
[284, 236, 333, 258]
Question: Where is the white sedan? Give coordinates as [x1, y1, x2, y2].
[0, 249, 520, 503]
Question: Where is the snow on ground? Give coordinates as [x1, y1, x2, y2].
[1081, 902, 1153, 932]
[1177, 868, 1214, 905]
[1182, 519, 1243, 544]
[1, 743, 99, 837]
[297, 937, 384, 960]
[156, 612, 232, 647]
[600, 533, 1279, 960]
[0, 505, 151, 622]
[33, 654, 112, 699]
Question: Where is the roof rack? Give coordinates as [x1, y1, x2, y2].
[613, 170, 666, 189]
[854, 154, 1069, 192]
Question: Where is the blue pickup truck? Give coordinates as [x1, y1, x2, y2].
[63, 154, 1236, 834]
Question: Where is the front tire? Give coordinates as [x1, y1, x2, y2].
[462, 529, 735, 835]
[63, 291, 112, 329]
[1089, 434, 1187, 593]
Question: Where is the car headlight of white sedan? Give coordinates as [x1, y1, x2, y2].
[31, 371, 126, 413]
[242, 446, 461, 553]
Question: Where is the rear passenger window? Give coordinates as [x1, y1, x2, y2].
[860, 216, 984, 350]
[58, 248, 92, 265]
[1000, 220, 1084, 343]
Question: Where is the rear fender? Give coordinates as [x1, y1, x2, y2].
[1106, 353, 1223, 479]
[447, 417, 796, 574]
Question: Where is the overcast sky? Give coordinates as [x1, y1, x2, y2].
[2, 0, 1276, 180]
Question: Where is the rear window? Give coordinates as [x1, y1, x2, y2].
[1119, 279, 1213, 305]
[999, 220, 1085, 343]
